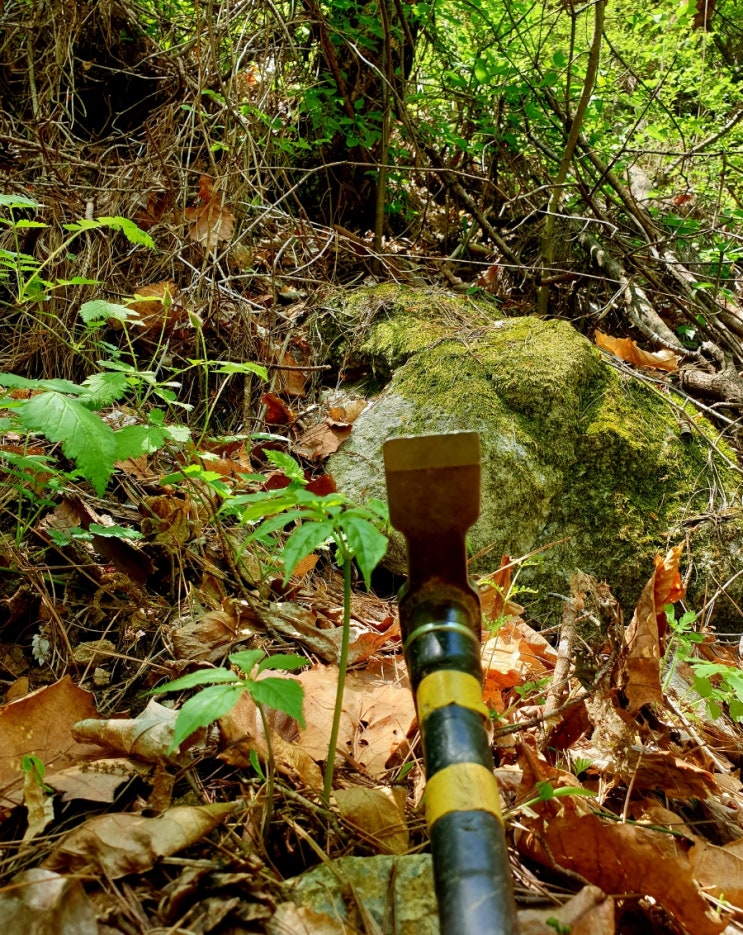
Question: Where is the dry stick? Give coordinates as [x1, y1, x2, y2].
[543, 592, 579, 717]
[374, 0, 394, 254]
[579, 231, 684, 350]
[537, 0, 606, 317]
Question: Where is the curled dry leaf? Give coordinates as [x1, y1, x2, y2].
[595, 330, 679, 372]
[518, 885, 614, 935]
[73, 699, 195, 767]
[620, 544, 685, 714]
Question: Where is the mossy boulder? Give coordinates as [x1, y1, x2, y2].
[326, 285, 743, 628]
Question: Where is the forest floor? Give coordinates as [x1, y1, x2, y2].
[3, 4, 743, 933]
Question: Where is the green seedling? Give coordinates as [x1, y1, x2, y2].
[151, 648, 307, 751]
[220, 449, 389, 802]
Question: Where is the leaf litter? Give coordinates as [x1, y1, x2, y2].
[3, 485, 743, 935]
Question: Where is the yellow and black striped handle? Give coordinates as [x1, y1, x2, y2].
[384, 432, 519, 935]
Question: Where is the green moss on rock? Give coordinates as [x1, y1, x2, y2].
[326, 286, 743, 627]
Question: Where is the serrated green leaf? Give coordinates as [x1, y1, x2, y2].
[338, 515, 388, 589]
[14, 220, 47, 229]
[95, 216, 156, 249]
[89, 523, 143, 540]
[206, 360, 269, 381]
[228, 649, 265, 676]
[151, 669, 242, 693]
[281, 520, 334, 580]
[172, 683, 245, 748]
[0, 373, 82, 393]
[80, 299, 139, 324]
[18, 392, 116, 495]
[0, 194, 39, 209]
[81, 371, 130, 404]
[162, 424, 191, 443]
[249, 676, 305, 728]
[256, 653, 306, 674]
[264, 449, 306, 484]
[692, 675, 713, 698]
[113, 423, 166, 460]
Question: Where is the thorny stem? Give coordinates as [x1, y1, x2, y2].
[323, 548, 352, 804]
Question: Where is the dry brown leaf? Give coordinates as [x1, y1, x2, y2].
[141, 493, 197, 546]
[619, 751, 718, 799]
[620, 545, 685, 713]
[261, 391, 295, 425]
[274, 349, 309, 398]
[172, 609, 240, 662]
[689, 838, 743, 909]
[481, 619, 555, 691]
[185, 175, 235, 251]
[297, 665, 416, 777]
[48, 759, 150, 804]
[518, 885, 614, 935]
[218, 690, 323, 794]
[519, 810, 727, 935]
[44, 803, 235, 877]
[295, 420, 353, 460]
[268, 902, 349, 935]
[335, 787, 409, 855]
[260, 601, 391, 665]
[127, 281, 184, 335]
[328, 398, 367, 423]
[0, 677, 102, 802]
[0, 869, 98, 935]
[595, 331, 679, 372]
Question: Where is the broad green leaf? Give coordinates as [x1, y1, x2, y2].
[364, 498, 390, 522]
[256, 653, 306, 674]
[113, 423, 166, 459]
[171, 683, 245, 749]
[151, 669, 241, 693]
[249, 676, 305, 728]
[282, 519, 334, 580]
[80, 299, 138, 324]
[18, 392, 116, 495]
[473, 60, 489, 83]
[228, 649, 265, 676]
[14, 220, 47, 229]
[729, 699, 743, 722]
[338, 515, 388, 589]
[246, 509, 306, 541]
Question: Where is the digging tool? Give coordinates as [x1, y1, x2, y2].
[383, 431, 519, 935]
